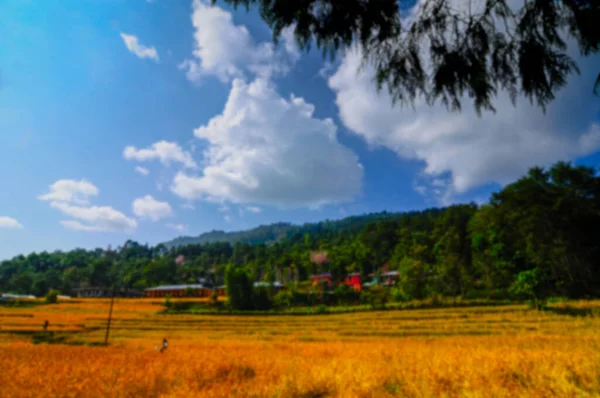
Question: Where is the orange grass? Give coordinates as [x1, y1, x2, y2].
[1, 299, 600, 397]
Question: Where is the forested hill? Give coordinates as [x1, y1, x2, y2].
[161, 211, 429, 248]
[1, 161, 599, 301]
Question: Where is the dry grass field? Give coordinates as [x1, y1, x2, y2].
[1, 298, 600, 397]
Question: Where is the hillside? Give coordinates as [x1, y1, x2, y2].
[161, 211, 417, 248]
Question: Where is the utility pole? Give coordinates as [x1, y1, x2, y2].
[104, 287, 115, 346]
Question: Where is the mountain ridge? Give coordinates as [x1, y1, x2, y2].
[161, 211, 425, 248]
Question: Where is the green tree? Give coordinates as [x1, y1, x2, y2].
[45, 289, 60, 304]
[225, 265, 254, 310]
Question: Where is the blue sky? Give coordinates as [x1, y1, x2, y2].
[1, 0, 599, 260]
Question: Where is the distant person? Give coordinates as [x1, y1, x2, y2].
[160, 338, 168, 353]
[42, 320, 49, 331]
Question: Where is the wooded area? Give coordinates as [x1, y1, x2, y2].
[1, 161, 599, 305]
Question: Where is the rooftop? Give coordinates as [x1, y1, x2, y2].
[253, 281, 283, 288]
[144, 284, 206, 291]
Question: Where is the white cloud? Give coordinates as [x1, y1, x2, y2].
[166, 223, 187, 232]
[317, 62, 335, 80]
[246, 206, 261, 213]
[224, 215, 232, 223]
[328, 48, 600, 197]
[38, 179, 99, 205]
[171, 77, 363, 208]
[218, 205, 230, 213]
[135, 166, 150, 176]
[60, 220, 104, 232]
[51, 201, 137, 232]
[132, 195, 173, 221]
[0, 217, 23, 229]
[123, 140, 197, 169]
[120, 33, 159, 61]
[180, 203, 195, 210]
[179, 0, 297, 83]
[40, 179, 136, 232]
[280, 26, 301, 63]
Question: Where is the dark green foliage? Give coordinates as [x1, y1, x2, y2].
[216, 0, 599, 113]
[44, 289, 60, 304]
[251, 287, 273, 310]
[361, 285, 389, 310]
[225, 265, 254, 310]
[333, 284, 361, 306]
[163, 213, 404, 249]
[272, 289, 291, 309]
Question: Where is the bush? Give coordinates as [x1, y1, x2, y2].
[45, 290, 60, 304]
[184, 287, 195, 297]
[333, 284, 361, 306]
[314, 304, 329, 314]
[509, 268, 548, 309]
[273, 290, 292, 309]
[164, 294, 172, 308]
[390, 287, 410, 302]
[361, 285, 388, 310]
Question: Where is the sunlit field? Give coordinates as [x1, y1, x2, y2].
[2, 299, 600, 397]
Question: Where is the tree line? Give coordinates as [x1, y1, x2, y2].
[1, 161, 599, 305]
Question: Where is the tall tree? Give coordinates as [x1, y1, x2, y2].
[217, 0, 599, 113]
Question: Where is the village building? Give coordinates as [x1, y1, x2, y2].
[253, 281, 285, 292]
[144, 284, 226, 298]
[344, 272, 362, 291]
[311, 273, 332, 287]
[73, 287, 144, 298]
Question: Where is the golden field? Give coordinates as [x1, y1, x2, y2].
[1, 298, 600, 397]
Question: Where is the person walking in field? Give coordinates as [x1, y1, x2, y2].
[42, 320, 49, 331]
[160, 338, 168, 353]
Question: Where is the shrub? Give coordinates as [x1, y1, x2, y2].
[184, 287, 195, 297]
[273, 290, 292, 309]
[314, 304, 329, 314]
[390, 287, 410, 302]
[509, 268, 548, 309]
[431, 294, 443, 306]
[333, 284, 361, 306]
[45, 290, 60, 304]
[164, 294, 172, 309]
[361, 285, 388, 310]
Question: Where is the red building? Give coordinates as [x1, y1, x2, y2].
[344, 273, 362, 291]
[311, 273, 332, 287]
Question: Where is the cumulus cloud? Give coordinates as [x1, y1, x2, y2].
[171, 77, 363, 208]
[123, 140, 197, 169]
[328, 48, 600, 198]
[166, 223, 187, 232]
[120, 33, 159, 61]
[179, 0, 298, 83]
[132, 195, 173, 221]
[0, 216, 23, 229]
[51, 202, 137, 232]
[224, 215, 232, 223]
[135, 166, 150, 176]
[38, 179, 99, 205]
[180, 203, 195, 210]
[246, 206, 261, 213]
[40, 179, 136, 232]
